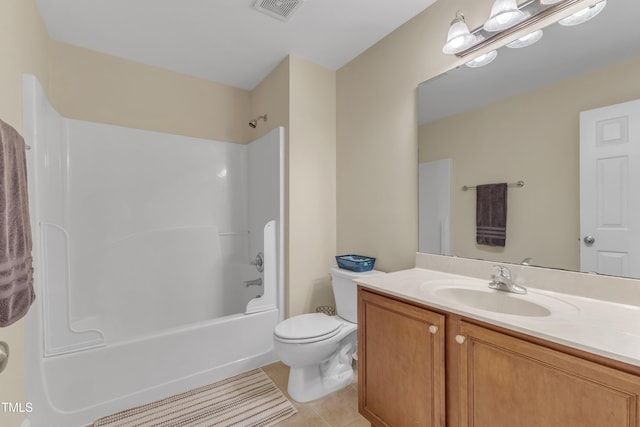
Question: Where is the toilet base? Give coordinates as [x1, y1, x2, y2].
[287, 340, 355, 402]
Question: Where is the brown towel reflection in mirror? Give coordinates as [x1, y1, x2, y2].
[476, 183, 507, 247]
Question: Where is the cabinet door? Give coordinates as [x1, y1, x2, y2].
[457, 321, 640, 427]
[358, 289, 445, 427]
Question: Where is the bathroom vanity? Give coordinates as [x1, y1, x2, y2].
[355, 256, 640, 427]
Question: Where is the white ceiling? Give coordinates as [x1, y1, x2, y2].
[36, 0, 436, 90]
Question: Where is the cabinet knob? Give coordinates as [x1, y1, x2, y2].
[455, 335, 466, 344]
[429, 325, 438, 334]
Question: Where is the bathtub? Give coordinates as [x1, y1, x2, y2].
[25, 219, 282, 427]
[26, 307, 280, 426]
[22, 74, 285, 427]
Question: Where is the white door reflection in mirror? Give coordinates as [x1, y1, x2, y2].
[419, 159, 452, 255]
[580, 99, 640, 277]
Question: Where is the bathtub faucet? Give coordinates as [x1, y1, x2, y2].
[251, 252, 264, 272]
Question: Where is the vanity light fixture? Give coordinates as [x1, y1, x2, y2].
[559, 0, 606, 26]
[442, 11, 477, 54]
[442, 0, 582, 58]
[506, 29, 543, 48]
[465, 50, 498, 68]
[484, 0, 525, 32]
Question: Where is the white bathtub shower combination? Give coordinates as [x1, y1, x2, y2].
[22, 75, 285, 427]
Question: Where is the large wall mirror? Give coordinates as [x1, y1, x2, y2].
[418, 0, 640, 278]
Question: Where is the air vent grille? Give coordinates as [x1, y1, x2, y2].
[253, 0, 305, 22]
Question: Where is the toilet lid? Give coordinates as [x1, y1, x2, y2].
[274, 313, 342, 342]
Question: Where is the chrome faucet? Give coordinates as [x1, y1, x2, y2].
[489, 265, 527, 294]
[520, 257, 533, 266]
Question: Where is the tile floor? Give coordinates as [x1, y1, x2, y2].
[262, 362, 371, 427]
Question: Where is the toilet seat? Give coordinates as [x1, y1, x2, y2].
[274, 313, 343, 344]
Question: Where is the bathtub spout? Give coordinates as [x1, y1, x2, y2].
[244, 278, 263, 287]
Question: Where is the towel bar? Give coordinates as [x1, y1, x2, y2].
[462, 180, 524, 191]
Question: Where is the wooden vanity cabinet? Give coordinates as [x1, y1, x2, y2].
[358, 287, 446, 427]
[358, 287, 640, 427]
[457, 321, 640, 427]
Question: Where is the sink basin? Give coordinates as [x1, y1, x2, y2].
[420, 278, 578, 317]
[434, 287, 551, 317]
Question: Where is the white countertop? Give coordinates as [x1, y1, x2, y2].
[356, 267, 640, 368]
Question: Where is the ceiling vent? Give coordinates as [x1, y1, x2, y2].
[253, 0, 306, 22]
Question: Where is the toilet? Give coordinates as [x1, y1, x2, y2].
[273, 266, 384, 402]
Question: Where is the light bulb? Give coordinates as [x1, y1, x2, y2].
[484, 0, 525, 32]
[442, 11, 477, 54]
[506, 29, 543, 48]
[465, 50, 498, 68]
[559, 0, 606, 26]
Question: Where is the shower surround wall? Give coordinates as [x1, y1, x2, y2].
[67, 121, 246, 345]
[23, 75, 284, 426]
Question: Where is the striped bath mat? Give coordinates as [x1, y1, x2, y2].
[93, 369, 297, 427]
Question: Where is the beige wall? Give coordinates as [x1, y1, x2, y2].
[47, 40, 252, 144]
[0, 2, 49, 426]
[1, 0, 49, 127]
[288, 56, 337, 316]
[249, 56, 337, 317]
[336, 0, 478, 274]
[245, 55, 339, 317]
[419, 57, 640, 271]
[250, 58, 290, 142]
[249, 57, 293, 314]
[335, 0, 593, 273]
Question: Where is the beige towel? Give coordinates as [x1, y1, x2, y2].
[0, 118, 35, 327]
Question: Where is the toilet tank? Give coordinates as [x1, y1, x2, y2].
[330, 266, 384, 323]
